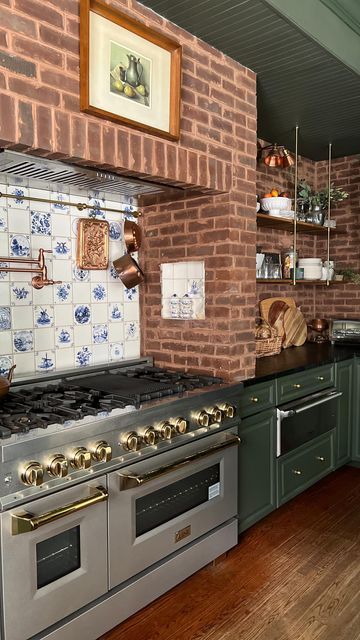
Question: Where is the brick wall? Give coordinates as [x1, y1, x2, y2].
[0, 0, 258, 381]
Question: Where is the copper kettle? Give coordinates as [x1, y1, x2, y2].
[0, 364, 16, 398]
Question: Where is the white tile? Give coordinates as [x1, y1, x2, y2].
[108, 302, 123, 322]
[124, 340, 140, 359]
[13, 352, 35, 374]
[34, 327, 55, 351]
[107, 282, 124, 303]
[30, 235, 52, 252]
[73, 283, 91, 304]
[193, 298, 206, 320]
[108, 323, 124, 343]
[91, 268, 108, 283]
[92, 303, 108, 324]
[52, 237, 71, 260]
[190, 261, 205, 278]
[92, 343, 109, 364]
[75, 345, 92, 367]
[0, 330, 12, 354]
[0, 233, 8, 254]
[124, 302, 139, 322]
[173, 263, 188, 279]
[32, 284, 54, 306]
[29, 188, 51, 211]
[11, 306, 33, 330]
[55, 347, 75, 370]
[7, 186, 29, 210]
[91, 283, 107, 303]
[55, 326, 74, 348]
[74, 325, 91, 347]
[35, 350, 55, 372]
[161, 263, 173, 279]
[53, 283, 72, 305]
[54, 303, 73, 326]
[51, 214, 71, 237]
[10, 282, 32, 306]
[125, 321, 139, 341]
[173, 280, 187, 297]
[52, 259, 73, 281]
[161, 278, 174, 299]
[13, 329, 33, 352]
[0, 283, 11, 305]
[0, 208, 7, 232]
[110, 342, 124, 360]
[8, 209, 30, 234]
[34, 305, 54, 328]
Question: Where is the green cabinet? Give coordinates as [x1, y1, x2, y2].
[335, 359, 353, 467]
[239, 380, 276, 418]
[238, 408, 277, 533]
[276, 364, 334, 404]
[352, 357, 360, 463]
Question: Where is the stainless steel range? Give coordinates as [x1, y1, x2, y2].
[0, 358, 241, 640]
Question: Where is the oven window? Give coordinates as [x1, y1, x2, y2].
[136, 464, 220, 536]
[36, 526, 81, 589]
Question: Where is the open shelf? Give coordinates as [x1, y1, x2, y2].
[257, 213, 328, 235]
[256, 279, 331, 286]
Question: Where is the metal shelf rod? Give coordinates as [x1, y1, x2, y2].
[0, 191, 141, 217]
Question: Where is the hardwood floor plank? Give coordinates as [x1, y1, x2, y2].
[100, 467, 360, 640]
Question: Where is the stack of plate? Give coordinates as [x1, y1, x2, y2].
[268, 210, 294, 219]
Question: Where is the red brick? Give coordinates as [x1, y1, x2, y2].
[0, 6, 37, 37]
[39, 24, 78, 55]
[41, 68, 79, 95]
[18, 100, 34, 147]
[0, 94, 16, 145]
[54, 109, 70, 156]
[14, 0, 63, 27]
[9, 76, 60, 106]
[35, 105, 53, 151]
[13, 35, 63, 67]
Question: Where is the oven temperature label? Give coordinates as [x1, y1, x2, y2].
[208, 482, 220, 500]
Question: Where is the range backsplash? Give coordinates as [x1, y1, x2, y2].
[0, 179, 140, 378]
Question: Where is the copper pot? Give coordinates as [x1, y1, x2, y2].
[309, 318, 329, 332]
[113, 254, 144, 288]
[0, 364, 16, 398]
[124, 219, 142, 254]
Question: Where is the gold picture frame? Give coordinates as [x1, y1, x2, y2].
[80, 0, 182, 140]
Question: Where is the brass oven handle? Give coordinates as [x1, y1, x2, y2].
[119, 434, 241, 490]
[11, 486, 108, 535]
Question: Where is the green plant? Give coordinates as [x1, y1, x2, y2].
[338, 268, 360, 284]
[311, 184, 349, 210]
[297, 179, 312, 203]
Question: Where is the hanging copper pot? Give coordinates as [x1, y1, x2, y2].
[113, 254, 144, 288]
[124, 219, 142, 254]
[0, 364, 16, 399]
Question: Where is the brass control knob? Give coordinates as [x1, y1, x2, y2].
[196, 411, 210, 427]
[70, 447, 91, 470]
[48, 454, 68, 478]
[157, 421, 173, 440]
[21, 461, 44, 486]
[172, 417, 188, 435]
[208, 407, 223, 423]
[91, 441, 112, 462]
[141, 427, 158, 446]
[122, 432, 140, 452]
[218, 403, 236, 419]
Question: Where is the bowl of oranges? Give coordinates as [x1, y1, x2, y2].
[260, 189, 292, 216]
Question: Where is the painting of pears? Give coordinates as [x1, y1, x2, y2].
[110, 41, 151, 107]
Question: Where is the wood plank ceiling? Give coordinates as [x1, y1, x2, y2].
[140, 0, 360, 159]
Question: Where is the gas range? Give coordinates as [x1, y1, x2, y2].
[0, 359, 240, 509]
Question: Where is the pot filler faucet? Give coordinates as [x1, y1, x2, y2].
[0, 248, 61, 289]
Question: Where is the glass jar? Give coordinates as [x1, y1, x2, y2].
[282, 246, 297, 279]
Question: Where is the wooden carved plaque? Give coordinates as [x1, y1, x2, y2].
[77, 218, 109, 270]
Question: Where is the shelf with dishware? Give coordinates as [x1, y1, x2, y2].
[256, 279, 332, 285]
[256, 213, 330, 235]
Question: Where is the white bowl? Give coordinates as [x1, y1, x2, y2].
[302, 266, 322, 280]
[260, 197, 292, 214]
[298, 258, 322, 265]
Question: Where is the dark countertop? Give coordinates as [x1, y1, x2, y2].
[244, 342, 360, 386]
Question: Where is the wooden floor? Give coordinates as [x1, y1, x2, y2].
[101, 467, 360, 640]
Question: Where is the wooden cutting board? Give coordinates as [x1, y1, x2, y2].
[283, 307, 307, 348]
[268, 300, 289, 341]
[260, 297, 296, 322]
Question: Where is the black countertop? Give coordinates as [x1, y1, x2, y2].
[244, 342, 360, 386]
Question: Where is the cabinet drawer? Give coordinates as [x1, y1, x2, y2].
[277, 432, 334, 506]
[239, 380, 276, 418]
[277, 364, 334, 404]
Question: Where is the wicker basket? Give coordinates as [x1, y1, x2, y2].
[255, 321, 282, 358]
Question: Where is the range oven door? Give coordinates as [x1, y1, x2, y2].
[108, 430, 239, 589]
[0, 478, 108, 640]
[277, 388, 342, 456]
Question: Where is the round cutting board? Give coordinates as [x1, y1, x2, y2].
[268, 300, 289, 341]
[259, 297, 296, 322]
[283, 307, 307, 348]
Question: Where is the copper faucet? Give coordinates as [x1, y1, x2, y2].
[0, 249, 62, 289]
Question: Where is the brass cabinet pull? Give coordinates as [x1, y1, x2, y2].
[251, 397, 259, 403]
[316, 456, 325, 462]
[119, 435, 241, 490]
[293, 384, 301, 389]
[11, 486, 108, 535]
[292, 469, 302, 475]
[317, 376, 325, 381]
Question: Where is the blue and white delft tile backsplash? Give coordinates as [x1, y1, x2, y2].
[0, 181, 140, 377]
[161, 261, 205, 320]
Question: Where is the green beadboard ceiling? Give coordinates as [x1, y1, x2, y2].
[140, 0, 360, 160]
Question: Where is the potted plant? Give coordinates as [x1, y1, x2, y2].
[296, 179, 312, 220]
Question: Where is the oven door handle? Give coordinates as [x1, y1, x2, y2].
[290, 391, 342, 415]
[11, 486, 108, 535]
[118, 434, 241, 490]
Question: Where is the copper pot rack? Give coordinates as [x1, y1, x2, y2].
[0, 249, 61, 289]
[0, 191, 141, 218]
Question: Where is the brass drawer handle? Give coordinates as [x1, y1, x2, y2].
[292, 469, 302, 475]
[250, 397, 259, 403]
[317, 376, 325, 381]
[316, 456, 325, 462]
[12, 486, 108, 535]
[293, 384, 301, 389]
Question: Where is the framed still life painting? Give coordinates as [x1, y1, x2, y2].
[80, 0, 182, 140]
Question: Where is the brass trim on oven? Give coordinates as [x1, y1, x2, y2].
[11, 486, 108, 535]
[118, 434, 241, 490]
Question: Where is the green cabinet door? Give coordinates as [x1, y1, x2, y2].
[335, 359, 353, 467]
[238, 408, 276, 533]
[352, 358, 360, 463]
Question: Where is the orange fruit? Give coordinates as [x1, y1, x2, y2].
[264, 192, 272, 198]
[270, 189, 279, 197]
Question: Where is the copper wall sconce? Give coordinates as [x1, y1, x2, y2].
[0, 249, 61, 289]
[258, 143, 295, 168]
